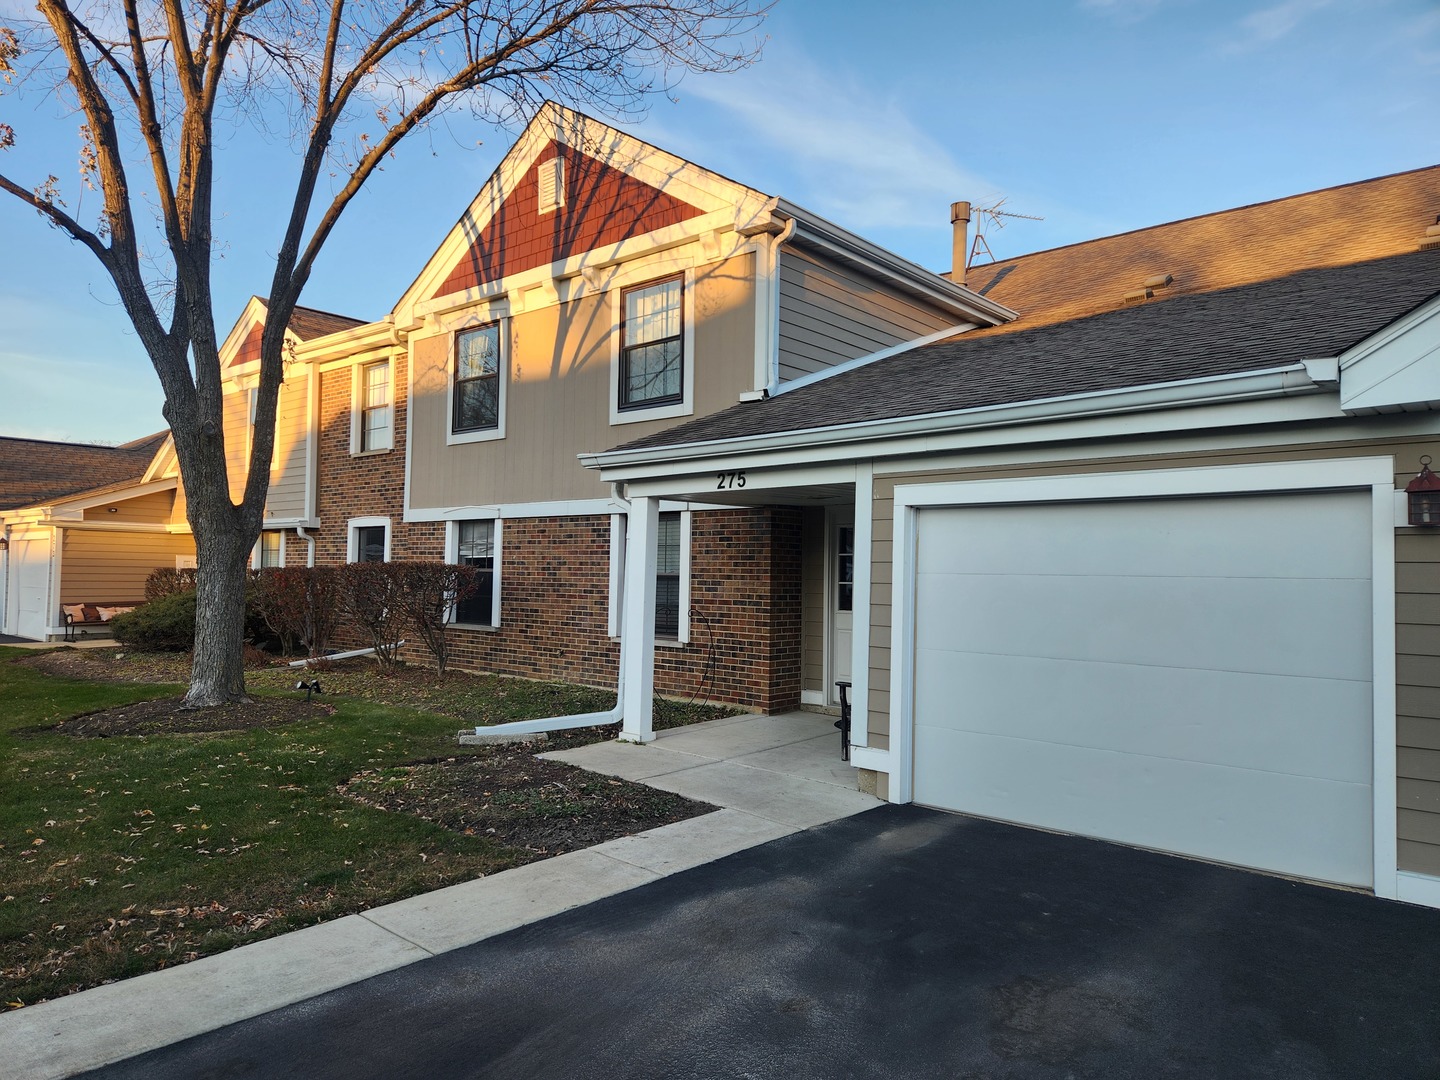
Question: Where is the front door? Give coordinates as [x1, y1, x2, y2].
[11, 535, 51, 641]
[830, 512, 855, 705]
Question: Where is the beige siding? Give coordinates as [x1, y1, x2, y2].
[776, 246, 955, 382]
[864, 434, 1440, 878]
[801, 507, 825, 694]
[83, 491, 173, 523]
[59, 529, 197, 603]
[409, 253, 756, 508]
[222, 373, 310, 517]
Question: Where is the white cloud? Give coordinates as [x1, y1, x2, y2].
[660, 50, 998, 233]
[1223, 0, 1333, 52]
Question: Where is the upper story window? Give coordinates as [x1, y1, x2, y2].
[453, 324, 501, 434]
[358, 360, 392, 453]
[619, 275, 684, 411]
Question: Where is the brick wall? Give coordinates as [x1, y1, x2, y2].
[305, 358, 801, 712]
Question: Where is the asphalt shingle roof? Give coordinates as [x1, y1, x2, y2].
[0, 431, 167, 511]
[615, 248, 1440, 453]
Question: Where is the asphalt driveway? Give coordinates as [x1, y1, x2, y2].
[81, 804, 1440, 1080]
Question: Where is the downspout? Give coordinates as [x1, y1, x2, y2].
[295, 525, 316, 568]
[765, 217, 798, 397]
[468, 484, 630, 737]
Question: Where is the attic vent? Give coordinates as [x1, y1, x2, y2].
[1123, 273, 1175, 306]
[538, 157, 565, 214]
[1421, 216, 1440, 252]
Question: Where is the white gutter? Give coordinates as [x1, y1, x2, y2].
[466, 485, 630, 738]
[763, 218, 798, 396]
[582, 361, 1340, 473]
[296, 525, 316, 568]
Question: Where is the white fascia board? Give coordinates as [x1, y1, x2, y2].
[777, 200, 1017, 326]
[47, 477, 179, 514]
[1339, 295, 1440, 412]
[293, 319, 399, 366]
[217, 296, 270, 372]
[622, 463, 859, 501]
[141, 435, 179, 484]
[404, 496, 710, 523]
[772, 322, 982, 398]
[44, 520, 175, 534]
[585, 362, 1339, 476]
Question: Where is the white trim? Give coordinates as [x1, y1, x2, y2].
[350, 358, 394, 455]
[850, 463, 873, 748]
[623, 462, 860, 501]
[675, 509, 692, 645]
[1396, 871, 1440, 910]
[610, 268, 697, 427]
[887, 457, 1399, 899]
[444, 517, 503, 628]
[446, 318, 509, 446]
[586, 363, 1340, 475]
[774, 322, 980, 397]
[619, 495, 659, 743]
[403, 496, 703, 524]
[36, 477, 179, 516]
[850, 745, 890, 773]
[800, 689, 827, 706]
[346, 516, 391, 563]
[608, 513, 626, 638]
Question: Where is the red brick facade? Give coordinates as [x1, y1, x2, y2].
[302, 358, 801, 713]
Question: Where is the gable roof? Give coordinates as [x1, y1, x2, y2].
[219, 297, 369, 372]
[286, 304, 368, 341]
[610, 248, 1440, 453]
[959, 165, 1440, 333]
[0, 432, 168, 511]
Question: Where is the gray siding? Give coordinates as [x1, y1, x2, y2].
[776, 246, 955, 383]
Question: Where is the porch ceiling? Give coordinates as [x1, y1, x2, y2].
[673, 483, 856, 507]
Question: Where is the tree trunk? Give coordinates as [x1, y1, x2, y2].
[183, 524, 251, 706]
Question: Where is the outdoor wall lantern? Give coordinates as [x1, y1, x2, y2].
[1407, 456, 1440, 526]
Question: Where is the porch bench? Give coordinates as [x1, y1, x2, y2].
[61, 603, 140, 642]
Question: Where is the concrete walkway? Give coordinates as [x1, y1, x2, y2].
[0, 712, 878, 1079]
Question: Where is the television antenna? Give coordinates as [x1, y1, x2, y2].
[968, 199, 1043, 268]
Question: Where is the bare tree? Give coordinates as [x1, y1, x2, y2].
[0, 0, 766, 706]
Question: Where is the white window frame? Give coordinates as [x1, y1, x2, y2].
[351, 359, 393, 455]
[609, 267, 696, 427]
[252, 530, 286, 569]
[447, 320, 508, 446]
[609, 508, 690, 644]
[444, 518, 503, 629]
[347, 516, 391, 563]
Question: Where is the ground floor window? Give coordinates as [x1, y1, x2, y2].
[455, 519, 497, 626]
[656, 511, 681, 639]
[348, 518, 389, 563]
[257, 531, 283, 569]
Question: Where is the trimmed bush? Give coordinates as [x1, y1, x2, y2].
[110, 590, 197, 651]
[144, 566, 199, 601]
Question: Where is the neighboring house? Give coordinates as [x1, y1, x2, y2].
[583, 166, 1440, 910]
[0, 433, 192, 640]
[221, 103, 1012, 709]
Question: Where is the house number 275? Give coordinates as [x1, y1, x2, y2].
[716, 471, 747, 490]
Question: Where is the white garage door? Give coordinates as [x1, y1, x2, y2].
[12, 536, 52, 641]
[911, 490, 1374, 887]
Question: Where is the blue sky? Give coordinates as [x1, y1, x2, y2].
[1, 0, 1437, 444]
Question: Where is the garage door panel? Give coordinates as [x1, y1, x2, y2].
[913, 725, 1374, 887]
[914, 648, 1372, 784]
[909, 489, 1375, 888]
[916, 492, 1372, 581]
[915, 571, 1372, 683]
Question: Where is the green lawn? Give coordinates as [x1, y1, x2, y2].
[0, 647, 731, 1008]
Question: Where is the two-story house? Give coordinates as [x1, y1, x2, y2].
[221, 103, 1013, 712]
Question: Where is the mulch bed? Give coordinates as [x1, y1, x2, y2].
[341, 750, 713, 856]
[35, 696, 335, 737]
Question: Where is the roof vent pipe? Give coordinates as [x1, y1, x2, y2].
[950, 201, 971, 286]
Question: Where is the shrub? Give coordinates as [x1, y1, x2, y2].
[395, 562, 479, 674]
[110, 590, 197, 651]
[144, 566, 199, 601]
[249, 566, 342, 658]
[337, 562, 408, 668]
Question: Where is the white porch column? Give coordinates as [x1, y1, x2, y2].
[619, 495, 658, 743]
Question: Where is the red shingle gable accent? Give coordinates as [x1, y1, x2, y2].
[236, 324, 264, 364]
[431, 141, 707, 299]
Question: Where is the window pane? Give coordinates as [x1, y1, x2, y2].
[655, 512, 681, 637]
[626, 279, 681, 344]
[623, 340, 682, 404]
[456, 376, 498, 431]
[457, 326, 499, 380]
[357, 526, 385, 563]
[456, 520, 495, 625]
[260, 532, 282, 568]
[365, 362, 390, 407]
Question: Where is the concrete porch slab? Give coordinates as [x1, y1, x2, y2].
[642, 759, 880, 829]
[540, 738, 716, 780]
[649, 711, 837, 759]
[731, 733, 860, 788]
